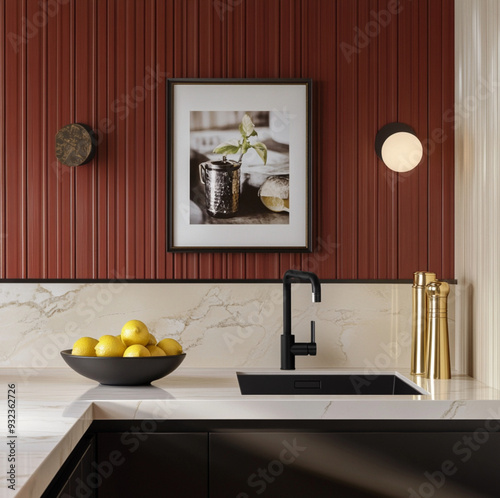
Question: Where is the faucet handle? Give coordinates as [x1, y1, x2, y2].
[309, 321, 317, 356]
[289, 322, 318, 358]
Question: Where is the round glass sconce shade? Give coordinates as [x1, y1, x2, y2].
[375, 123, 423, 173]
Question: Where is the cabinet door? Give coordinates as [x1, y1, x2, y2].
[42, 435, 96, 498]
[209, 432, 500, 498]
[56, 437, 96, 498]
[97, 432, 208, 497]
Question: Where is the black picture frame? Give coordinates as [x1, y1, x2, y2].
[167, 78, 312, 253]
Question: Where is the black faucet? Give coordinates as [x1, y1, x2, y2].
[281, 269, 322, 370]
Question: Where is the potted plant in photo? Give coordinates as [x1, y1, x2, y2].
[198, 114, 268, 218]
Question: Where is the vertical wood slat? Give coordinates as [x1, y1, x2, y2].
[26, 0, 47, 277]
[0, 0, 5, 277]
[91, 0, 99, 276]
[157, 0, 170, 279]
[428, 0, 445, 278]
[47, 3, 58, 277]
[0, 0, 455, 281]
[74, 0, 96, 278]
[134, 0, 146, 278]
[114, 0, 127, 277]
[106, 0, 117, 278]
[357, 0, 378, 279]
[4, 0, 27, 278]
[54, 0, 75, 278]
[96, 0, 108, 278]
[441, 0, 455, 279]
[144, 0, 156, 279]
[336, 0, 358, 278]
[397, 0, 421, 279]
[377, 0, 399, 279]
[416, 0, 430, 273]
[125, 0, 136, 277]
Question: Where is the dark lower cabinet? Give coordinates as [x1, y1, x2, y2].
[44, 422, 500, 498]
[97, 432, 208, 497]
[41, 435, 97, 498]
[209, 432, 500, 498]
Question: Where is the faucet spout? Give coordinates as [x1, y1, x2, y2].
[283, 269, 322, 303]
[281, 270, 321, 370]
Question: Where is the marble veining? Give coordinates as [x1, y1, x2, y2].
[0, 282, 461, 374]
[439, 400, 467, 419]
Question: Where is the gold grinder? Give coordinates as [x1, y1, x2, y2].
[411, 271, 437, 375]
[424, 281, 451, 379]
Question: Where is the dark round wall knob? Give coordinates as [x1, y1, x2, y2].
[55, 123, 97, 166]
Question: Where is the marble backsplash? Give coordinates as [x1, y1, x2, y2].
[0, 282, 461, 374]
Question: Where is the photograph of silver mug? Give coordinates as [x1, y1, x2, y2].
[199, 157, 241, 218]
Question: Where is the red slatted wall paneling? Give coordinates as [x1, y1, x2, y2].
[0, 0, 454, 280]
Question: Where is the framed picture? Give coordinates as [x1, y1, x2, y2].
[167, 79, 312, 252]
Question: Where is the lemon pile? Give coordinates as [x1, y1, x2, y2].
[71, 320, 183, 358]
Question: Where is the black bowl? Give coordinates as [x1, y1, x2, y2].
[60, 350, 186, 386]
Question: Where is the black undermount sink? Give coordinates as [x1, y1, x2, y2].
[236, 372, 427, 396]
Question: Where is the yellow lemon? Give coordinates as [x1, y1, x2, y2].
[99, 334, 118, 341]
[115, 334, 126, 344]
[72, 337, 98, 356]
[147, 334, 157, 346]
[258, 176, 290, 213]
[121, 320, 150, 347]
[157, 338, 183, 356]
[260, 196, 290, 213]
[123, 345, 151, 357]
[146, 345, 166, 357]
[95, 335, 127, 357]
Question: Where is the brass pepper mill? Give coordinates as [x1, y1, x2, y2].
[411, 271, 437, 375]
[425, 281, 451, 379]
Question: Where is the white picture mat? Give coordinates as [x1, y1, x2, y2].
[171, 83, 309, 249]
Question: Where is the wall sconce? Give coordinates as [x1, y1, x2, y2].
[375, 122, 423, 173]
[55, 123, 97, 167]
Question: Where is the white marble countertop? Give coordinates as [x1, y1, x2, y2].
[2, 367, 500, 497]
